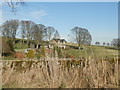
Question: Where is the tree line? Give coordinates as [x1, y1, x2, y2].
[1, 19, 119, 48]
[1, 20, 58, 46]
[1, 19, 92, 48]
[95, 39, 120, 47]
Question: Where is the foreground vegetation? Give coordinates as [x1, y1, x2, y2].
[2, 57, 119, 88]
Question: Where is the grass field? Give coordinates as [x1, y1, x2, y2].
[64, 45, 118, 59]
[13, 42, 118, 59]
[2, 42, 118, 61]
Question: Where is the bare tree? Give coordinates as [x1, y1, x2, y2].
[2, 20, 11, 38]
[45, 26, 55, 41]
[2, 20, 19, 42]
[23, 21, 35, 46]
[30, 24, 46, 48]
[37, 24, 46, 41]
[31, 25, 42, 43]
[20, 20, 27, 44]
[54, 30, 60, 39]
[71, 27, 92, 48]
[19, 21, 46, 47]
[111, 38, 120, 47]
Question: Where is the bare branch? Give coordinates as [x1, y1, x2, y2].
[6, 0, 25, 13]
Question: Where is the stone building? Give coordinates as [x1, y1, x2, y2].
[50, 38, 67, 49]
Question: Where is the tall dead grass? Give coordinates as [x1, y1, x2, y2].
[2, 56, 119, 88]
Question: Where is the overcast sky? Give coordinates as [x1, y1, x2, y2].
[2, 2, 118, 45]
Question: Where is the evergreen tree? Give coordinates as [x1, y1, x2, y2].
[54, 30, 60, 39]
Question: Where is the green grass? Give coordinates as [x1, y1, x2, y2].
[14, 43, 28, 49]
[11, 43, 119, 60]
[63, 45, 118, 60]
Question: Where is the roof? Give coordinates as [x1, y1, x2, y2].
[52, 38, 67, 43]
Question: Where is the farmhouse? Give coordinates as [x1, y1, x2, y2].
[50, 38, 67, 49]
[27, 38, 67, 50]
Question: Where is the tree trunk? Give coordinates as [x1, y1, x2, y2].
[0, 53, 1, 58]
[78, 43, 81, 50]
[0, 37, 2, 58]
[22, 39, 24, 44]
[36, 44, 38, 49]
[13, 38, 16, 45]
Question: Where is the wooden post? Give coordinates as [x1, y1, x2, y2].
[0, 37, 2, 58]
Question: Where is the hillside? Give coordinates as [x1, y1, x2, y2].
[1, 37, 118, 60]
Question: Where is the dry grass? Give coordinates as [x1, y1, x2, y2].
[2, 56, 119, 88]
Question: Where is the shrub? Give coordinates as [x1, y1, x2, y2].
[36, 51, 41, 60]
[7, 40, 14, 51]
[69, 55, 74, 59]
[40, 45, 45, 58]
[15, 52, 25, 59]
[67, 45, 79, 49]
[26, 50, 34, 58]
[56, 47, 63, 58]
[1, 38, 12, 56]
[53, 45, 57, 57]
[6, 39, 14, 51]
